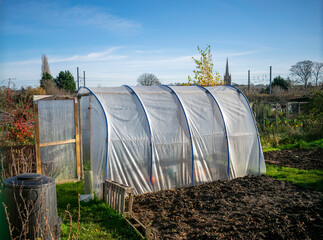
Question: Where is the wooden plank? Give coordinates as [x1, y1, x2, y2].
[128, 192, 133, 214]
[126, 215, 154, 240]
[110, 182, 113, 207]
[78, 98, 84, 179]
[78, 93, 90, 97]
[120, 188, 126, 214]
[37, 95, 76, 101]
[110, 183, 114, 208]
[74, 98, 81, 179]
[114, 185, 117, 210]
[107, 181, 111, 206]
[34, 102, 41, 174]
[39, 139, 76, 147]
[116, 186, 119, 211]
[125, 218, 145, 239]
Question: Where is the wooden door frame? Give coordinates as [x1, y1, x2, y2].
[34, 96, 82, 179]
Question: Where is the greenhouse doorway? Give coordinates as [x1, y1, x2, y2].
[33, 95, 82, 182]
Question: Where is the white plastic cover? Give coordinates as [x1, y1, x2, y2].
[78, 85, 265, 196]
[37, 99, 77, 181]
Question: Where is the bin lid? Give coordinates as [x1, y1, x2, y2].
[18, 173, 42, 181]
[3, 173, 55, 188]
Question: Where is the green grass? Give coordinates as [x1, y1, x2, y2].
[56, 181, 140, 240]
[262, 138, 323, 152]
[265, 163, 323, 192]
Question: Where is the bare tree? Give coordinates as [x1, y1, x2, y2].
[290, 60, 313, 89]
[41, 54, 50, 75]
[312, 62, 323, 86]
[137, 73, 161, 86]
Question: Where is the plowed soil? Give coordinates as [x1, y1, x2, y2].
[133, 175, 323, 240]
[264, 147, 323, 170]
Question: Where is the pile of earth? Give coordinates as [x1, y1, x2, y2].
[132, 175, 322, 240]
[264, 147, 323, 170]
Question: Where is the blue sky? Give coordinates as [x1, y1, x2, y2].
[0, 0, 322, 88]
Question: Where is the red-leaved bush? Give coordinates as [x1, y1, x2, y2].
[0, 84, 34, 146]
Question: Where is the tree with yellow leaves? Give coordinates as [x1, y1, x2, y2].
[187, 45, 224, 86]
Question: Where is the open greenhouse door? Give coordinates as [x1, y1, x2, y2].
[33, 95, 82, 182]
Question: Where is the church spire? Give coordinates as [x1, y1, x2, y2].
[224, 58, 232, 85]
[225, 58, 229, 77]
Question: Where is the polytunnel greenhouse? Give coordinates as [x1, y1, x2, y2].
[78, 85, 266, 197]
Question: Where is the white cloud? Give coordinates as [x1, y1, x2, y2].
[50, 48, 127, 63]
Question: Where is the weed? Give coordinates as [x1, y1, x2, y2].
[262, 138, 323, 152]
[265, 164, 323, 192]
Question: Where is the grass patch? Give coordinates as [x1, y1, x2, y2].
[56, 181, 140, 240]
[262, 138, 323, 152]
[265, 163, 323, 192]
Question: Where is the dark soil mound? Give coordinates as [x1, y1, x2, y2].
[133, 175, 322, 240]
[264, 148, 323, 170]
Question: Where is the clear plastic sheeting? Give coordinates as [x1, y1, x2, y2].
[131, 86, 192, 191]
[78, 85, 265, 197]
[169, 86, 228, 184]
[40, 143, 76, 181]
[37, 99, 77, 181]
[208, 86, 265, 177]
[80, 96, 91, 170]
[38, 100, 75, 143]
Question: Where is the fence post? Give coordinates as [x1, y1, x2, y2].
[120, 188, 126, 214]
[128, 191, 133, 214]
[34, 101, 41, 174]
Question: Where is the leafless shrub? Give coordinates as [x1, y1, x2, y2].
[76, 194, 81, 240]
[42, 80, 67, 95]
[65, 209, 73, 240]
[1, 146, 35, 183]
[272, 85, 284, 95]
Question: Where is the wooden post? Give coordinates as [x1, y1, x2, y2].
[74, 98, 81, 180]
[108, 182, 111, 205]
[78, 98, 84, 179]
[34, 101, 41, 174]
[120, 188, 126, 214]
[128, 192, 133, 214]
[145, 228, 152, 239]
